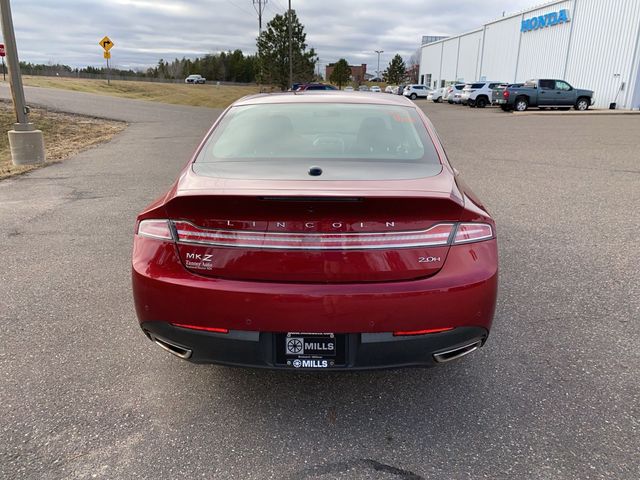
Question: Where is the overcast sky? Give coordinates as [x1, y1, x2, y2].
[8, 0, 535, 72]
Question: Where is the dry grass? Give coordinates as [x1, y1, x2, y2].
[0, 102, 126, 179]
[22, 76, 263, 109]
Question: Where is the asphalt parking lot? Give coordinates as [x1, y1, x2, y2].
[1, 89, 638, 479]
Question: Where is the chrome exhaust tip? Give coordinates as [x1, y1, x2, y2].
[433, 339, 483, 364]
[151, 335, 193, 360]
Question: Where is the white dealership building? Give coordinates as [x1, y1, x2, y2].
[418, 0, 640, 109]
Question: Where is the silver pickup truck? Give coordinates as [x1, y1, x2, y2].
[493, 79, 594, 112]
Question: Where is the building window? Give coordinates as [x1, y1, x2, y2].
[441, 80, 446, 88]
[425, 74, 432, 87]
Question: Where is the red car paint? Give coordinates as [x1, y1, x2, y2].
[132, 92, 498, 367]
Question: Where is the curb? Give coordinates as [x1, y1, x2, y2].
[512, 110, 640, 116]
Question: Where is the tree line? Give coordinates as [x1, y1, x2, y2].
[16, 14, 416, 89]
[17, 50, 258, 83]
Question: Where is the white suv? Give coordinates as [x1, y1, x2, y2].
[403, 84, 431, 100]
[461, 81, 503, 108]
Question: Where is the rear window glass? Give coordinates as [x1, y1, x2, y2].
[471, 83, 485, 89]
[194, 103, 442, 181]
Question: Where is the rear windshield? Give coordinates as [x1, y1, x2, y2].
[194, 103, 443, 181]
[471, 83, 485, 89]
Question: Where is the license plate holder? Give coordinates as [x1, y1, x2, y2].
[275, 332, 347, 368]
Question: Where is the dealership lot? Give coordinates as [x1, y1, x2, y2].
[1, 88, 638, 479]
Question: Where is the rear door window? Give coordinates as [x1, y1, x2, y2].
[539, 80, 555, 90]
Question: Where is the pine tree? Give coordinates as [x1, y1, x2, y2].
[329, 59, 351, 89]
[257, 12, 317, 90]
[384, 54, 407, 86]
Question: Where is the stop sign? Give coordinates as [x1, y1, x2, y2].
[0, 44, 5, 57]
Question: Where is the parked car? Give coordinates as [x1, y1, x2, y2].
[451, 91, 465, 104]
[344, 86, 354, 92]
[296, 83, 338, 91]
[358, 85, 370, 92]
[391, 86, 400, 95]
[370, 86, 382, 93]
[385, 86, 396, 94]
[495, 79, 594, 111]
[461, 81, 504, 108]
[445, 84, 465, 103]
[185, 74, 206, 84]
[132, 91, 498, 370]
[403, 84, 432, 100]
[427, 88, 445, 103]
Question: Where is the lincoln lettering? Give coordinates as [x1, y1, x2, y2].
[222, 220, 398, 230]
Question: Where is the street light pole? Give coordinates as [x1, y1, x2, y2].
[375, 50, 384, 80]
[0, 0, 45, 165]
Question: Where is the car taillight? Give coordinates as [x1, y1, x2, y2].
[137, 219, 173, 241]
[138, 220, 494, 248]
[453, 223, 493, 244]
[503, 90, 510, 98]
[173, 221, 455, 250]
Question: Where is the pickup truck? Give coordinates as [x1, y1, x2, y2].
[493, 79, 593, 112]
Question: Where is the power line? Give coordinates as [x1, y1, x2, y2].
[271, 0, 286, 11]
[224, 0, 253, 16]
[265, 2, 280, 16]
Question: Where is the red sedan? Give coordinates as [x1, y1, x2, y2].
[132, 92, 498, 370]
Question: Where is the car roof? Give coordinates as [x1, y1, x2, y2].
[233, 92, 416, 107]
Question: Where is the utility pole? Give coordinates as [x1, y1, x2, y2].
[253, 0, 268, 91]
[288, 0, 293, 89]
[0, 0, 45, 165]
[252, 0, 268, 34]
[375, 50, 384, 80]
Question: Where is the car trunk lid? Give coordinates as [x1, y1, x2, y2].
[164, 192, 464, 283]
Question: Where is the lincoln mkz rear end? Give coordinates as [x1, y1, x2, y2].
[132, 92, 498, 370]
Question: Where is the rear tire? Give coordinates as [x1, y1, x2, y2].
[514, 97, 529, 112]
[575, 97, 590, 111]
[475, 96, 488, 108]
[410, 93, 417, 100]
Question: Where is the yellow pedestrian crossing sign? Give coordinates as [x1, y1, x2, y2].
[99, 36, 114, 52]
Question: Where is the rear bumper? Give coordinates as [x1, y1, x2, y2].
[141, 322, 488, 370]
[132, 238, 498, 334]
